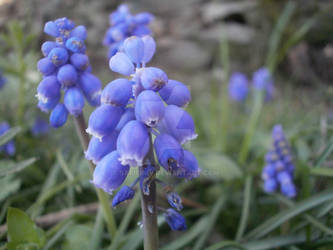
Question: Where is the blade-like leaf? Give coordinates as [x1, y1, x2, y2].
[0, 158, 36, 177]
[314, 136, 333, 168]
[310, 168, 333, 178]
[244, 189, 333, 240]
[0, 127, 21, 146]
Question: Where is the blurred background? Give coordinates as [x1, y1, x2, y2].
[0, 0, 333, 249]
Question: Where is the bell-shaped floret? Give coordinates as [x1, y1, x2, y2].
[92, 150, 130, 194]
[167, 192, 183, 211]
[112, 185, 135, 207]
[109, 52, 135, 76]
[141, 36, 156, 64]
[154, 133, 184, 173]
[140, 67, 168, 91]
[117, 120, 150, 167]
[64, 87, 85, 116]
[115, 108, 135, 132]
[37, 57, 56, 76]
[135, 90, 165, 127]
[70, 25, 87, 40]
[85, 130, 118, 164]
[49, 103, 69, 128]
[159, 80, 191, 107]
[79, 72, 102, 106]
[101, 78, 132, 106]
[164, 209, 187, 231]
[123, 36, 144, 64]
[65, 37, 85, 53]
[86, 104, 123, 140]
[36, 76, 61, 104]
[174, 150, 200, 180]
[57, 64, 78, 87]
[48, 47, 69, 66]
[70, 53, 89, 71]
[158, 105, 197, 145]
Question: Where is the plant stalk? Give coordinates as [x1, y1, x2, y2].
[140, 133, 158, 250]
[73, 114, 117, 238]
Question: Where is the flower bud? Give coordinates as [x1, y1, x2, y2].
[280, 182, 296, 198]
[92, 150, 130, 194]
[167, 192, 183, 211]
[79, 72, 102, 107]
[85, 130, 118, 164]
[65, 37, 85, 53]
[41, 41, 58, 56]
[154, 133, 184, 173]
[49, 103, 68, 128]
[159, 80, 191, 107]
[263, 179, 277, 193]
[57, 64, 78, 87]
[158, 105, 197, 145]
[117, 120, 149, 167]
[70, 53, 89, 71]
[112, 185, 135, 207]
[115, 108, 135, 132]
[38, 97, 60, 112]
[140, 67, 168, 91]
[70, 25, 87, 40]
[135, 90, 165, 127]
[164, 209, 187, 231]
[124, 36, 144, 63]
[64, 87, 85, 116]
[134, 13, 154, 25]
[48, 47, 69, 66]
[86, 104, 123, 140]
[37, 57, 56, 76]
[44, 21, 59, 37]
[101, 78, 132, 106]
[36, 76, 61, 103]
[109, 52, 135, 76]
[141, 36, 156, 63]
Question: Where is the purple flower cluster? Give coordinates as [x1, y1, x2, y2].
[262, 125, 296, 198]
[86, 35, 199, 231]
[0, 70, 6, 89]
[228, 67, 274, 102]
[0, 122, 15, 156]
[37, 17, 102, 128]
[103, 4, 154, 58]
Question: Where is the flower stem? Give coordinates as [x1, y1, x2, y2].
[73, 114, 117, 238]
[140, 133, 158, 250]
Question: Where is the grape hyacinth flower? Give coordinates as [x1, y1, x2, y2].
[228, 72, 249, 102]
[31, 117, 50, 136]
[87, 35, 200, 236]
[36, 17, 102, 128]
[0, 122, 15, 156]
[252, 67, 274, 101]
[104, 4, 154, 58]
[261, 125, 296, 198]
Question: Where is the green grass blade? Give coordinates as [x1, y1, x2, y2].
[244, 189, 333, 240]
[193, 196, 226, 250]
[266, 1, 296, 72]
[0, 127, 21, 146]
[0, 158, 36, 177]
[235, 175, 253, 241]
[89, 207, 104, 250]
[314, 136, 333, 168]
[310, 168, 333, 178]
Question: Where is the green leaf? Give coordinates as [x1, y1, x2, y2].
[206, 241, 246, 250]
[314, 136, 333, 168]
[0, 158, 36, 177]
[193, 196, 226, 250]
[0, 127, 21, 146]
[195, 150, 242, 181]
[244, 189, 333, 240]
[310, 168, 333, 178]
[7, 207, 44, 249]
[0, 176, 21, 202]
[62, 224, 92, 250]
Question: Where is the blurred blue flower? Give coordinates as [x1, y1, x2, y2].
[0, 122, 15, 156]
[0, 70, 6, 89]
[104, 4, 154, 58]
[31, 118, 50, 136]
[228, 72, 249, 102]
[37, 17, 102, 128]
[164, 208, 187, 231]
[252, 67, 275, 101]
[262, 125, 296, 198]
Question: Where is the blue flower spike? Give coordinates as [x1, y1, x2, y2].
[37, 17, 103, 127]
[87, 25, 198, 232]
[261, 125, 296, 198]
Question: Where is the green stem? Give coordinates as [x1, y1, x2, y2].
[140, 133, 158, 250]
[238, 91, 264, 165]
[235, 175, 252, 241]
[17, 51, 25, 126]
[73, 114, 117, 238]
